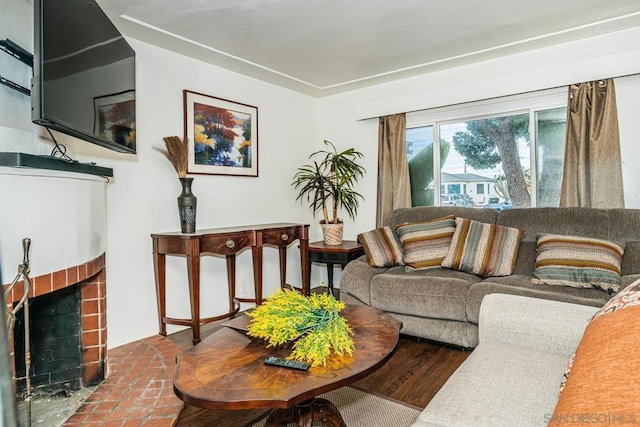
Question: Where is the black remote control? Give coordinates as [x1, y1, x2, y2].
[264, 356, 310, 371]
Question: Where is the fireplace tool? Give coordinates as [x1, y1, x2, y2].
[3, 237, 33, 427]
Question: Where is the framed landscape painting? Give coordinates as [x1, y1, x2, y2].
[183, 90, 258, 176]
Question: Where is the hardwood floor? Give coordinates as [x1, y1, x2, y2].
[168, 305, 471, 414]
[353, 335, 470, 409]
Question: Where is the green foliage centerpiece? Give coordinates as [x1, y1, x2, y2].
[246, 289, 355, 367]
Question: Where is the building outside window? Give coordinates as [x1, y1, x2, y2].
[405, 88, 567, 209]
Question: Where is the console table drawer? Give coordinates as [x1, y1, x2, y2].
[200, 232, 255, 255]
[262, 226, 302, 246]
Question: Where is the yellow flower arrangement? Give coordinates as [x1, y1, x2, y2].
[246, 289, 354, 367]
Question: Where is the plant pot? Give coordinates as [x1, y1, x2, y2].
[177, 177, 197, 233]
[321, 223, 344, 245]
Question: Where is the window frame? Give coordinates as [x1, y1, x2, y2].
[406, 88, 567, 207]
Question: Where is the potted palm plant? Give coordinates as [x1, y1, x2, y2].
[292, 140, 366, 245]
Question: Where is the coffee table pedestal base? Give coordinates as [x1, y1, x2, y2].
[264, 398, 347, 427]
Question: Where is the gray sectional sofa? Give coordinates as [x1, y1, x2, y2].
[340, 206, 640, 348]
[411, 293, 599, 427]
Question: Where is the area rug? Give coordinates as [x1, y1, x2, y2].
[251, 387, 421, 427]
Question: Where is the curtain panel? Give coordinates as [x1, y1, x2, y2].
[560, 79, 624, 208]
[377, 114, 411, 227]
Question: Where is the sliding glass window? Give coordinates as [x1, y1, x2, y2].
[406, 89, 567, 209]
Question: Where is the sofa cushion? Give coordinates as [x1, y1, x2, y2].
[357, 226, 404, 267]
[442, 217, 524, 277]
[531, 233, 624, 293]
[388, 312, 478, 348]
[413, 344, 571, 427]
[466, 276, 609, 324]
[396, 216, 456, 270]
[388, 206, 498, 230]
[549, 302, 640, 425]
[370, 267, 481, 321]
[621, 241, 640, 276]
[496, 207, 640, 276]
[511, 240, 537, 276]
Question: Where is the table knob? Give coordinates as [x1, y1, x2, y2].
[226, 240, 236, 249]
[281, 233, 289, 241]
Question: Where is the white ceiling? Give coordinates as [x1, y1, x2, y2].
[97, 0, 640, 97]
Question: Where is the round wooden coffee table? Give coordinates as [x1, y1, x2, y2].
[173, 304, 401, 426]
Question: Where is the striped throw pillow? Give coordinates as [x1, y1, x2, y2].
[441, 217, 524, 277]
[357, 226, 404, 267]
[531, 233, 624, 293]
[396, 216, 456, 270]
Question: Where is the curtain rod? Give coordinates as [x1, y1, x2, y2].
[404, 71, 639, 117]
[359, 70, 640, 121]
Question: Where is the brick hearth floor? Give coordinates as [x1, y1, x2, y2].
[63, 334, 184, 426]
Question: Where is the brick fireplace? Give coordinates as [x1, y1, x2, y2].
[1, 164, 109, 400]
[4, 253, 107, 393]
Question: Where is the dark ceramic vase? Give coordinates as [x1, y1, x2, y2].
[177, 177, 197, 233]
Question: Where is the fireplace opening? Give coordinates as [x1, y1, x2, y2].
[4, 253, 107, 425]
[13, 285, 83, 395]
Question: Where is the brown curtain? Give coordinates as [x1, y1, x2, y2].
[560, 79, 624, 208]
[377, 114, 411, 227]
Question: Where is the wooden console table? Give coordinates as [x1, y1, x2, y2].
[152, 223, 309, 344]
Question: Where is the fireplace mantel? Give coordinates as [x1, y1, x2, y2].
[0, 166, 106, 280]
[0, 152, 113, 177]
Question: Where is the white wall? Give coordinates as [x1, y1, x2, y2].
[72, 39, 319, 347]
[353, 27, 640, 120]
[318, 25, 640, 248]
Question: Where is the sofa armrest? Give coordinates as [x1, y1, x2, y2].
[478, 294, 599, 357]
[339, 256, 394, 305]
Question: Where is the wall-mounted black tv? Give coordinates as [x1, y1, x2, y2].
[32, 0, 136, 154]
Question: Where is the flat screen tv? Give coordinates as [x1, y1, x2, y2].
[32, 0, 136, 154]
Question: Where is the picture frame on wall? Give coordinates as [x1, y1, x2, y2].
[93, 90, 136, 150]
[183, 90, 258, 177]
